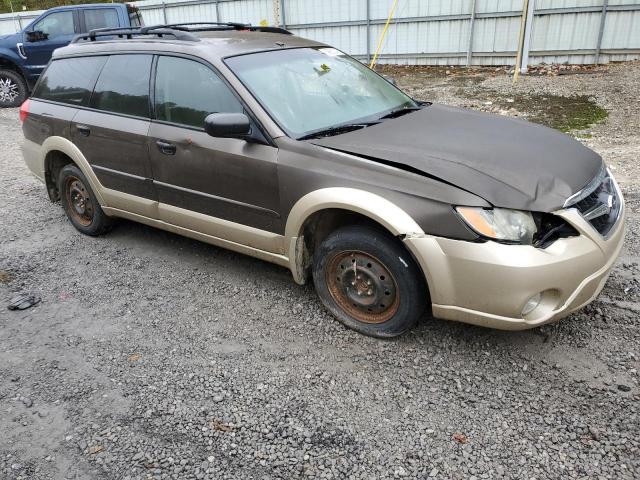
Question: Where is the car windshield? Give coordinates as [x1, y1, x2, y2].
[225, 47, 417, 138]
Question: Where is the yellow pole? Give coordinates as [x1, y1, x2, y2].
[513, 0, 530, 84]
[369, 0, 399, 69]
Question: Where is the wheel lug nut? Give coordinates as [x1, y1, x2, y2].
[367, 289, 373, 295]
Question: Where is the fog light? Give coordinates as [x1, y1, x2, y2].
[522, 293, 542, 316]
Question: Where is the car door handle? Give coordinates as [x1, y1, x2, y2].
[76, 125, 91, 137]
[156, 140, 176, 155]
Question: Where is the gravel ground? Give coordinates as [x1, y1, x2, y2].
[1, 62, 639, 480]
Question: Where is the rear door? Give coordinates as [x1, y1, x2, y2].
[148, 55, 281, 234]
[24, 56, 105, 178]
[79, 7, 122, 32]
[71, 54, 156, 216]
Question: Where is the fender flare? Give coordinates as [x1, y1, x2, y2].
[41, 136, 107, 206]
[0, 49, 27, 77]
[284, 188, 424, 284]
[284, 187, 424, 239]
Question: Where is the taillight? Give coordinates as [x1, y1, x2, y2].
[19, 99, 30, 123]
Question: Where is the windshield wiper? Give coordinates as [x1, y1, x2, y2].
[378, 106, 422, 121]
[298, 122, 377, 140]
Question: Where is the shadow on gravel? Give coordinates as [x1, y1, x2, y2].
[105, 219, 292, 281]
[105, 219, 565, 354]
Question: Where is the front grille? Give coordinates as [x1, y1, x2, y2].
[565, 167, 622, 237]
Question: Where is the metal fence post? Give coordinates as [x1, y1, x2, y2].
[162, 2, 167, 24]
[215, 0, 220, 23]
[280, 0, 286, 28]
[466, 0, 477, 66]
[595, 0, 609, 65]
[366, 0, 371, 64]
[272, 0, 279, 26]
[520, 0, 535, 74]
[16, 15, 23, 30]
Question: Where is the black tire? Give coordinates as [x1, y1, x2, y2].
[312, 224, 428, 338]
[0, 69, 28, 108]
[58, 164, 114, 236]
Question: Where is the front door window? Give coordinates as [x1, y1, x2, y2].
[154, 56, 243, 129]
[32, 11, 75, 39]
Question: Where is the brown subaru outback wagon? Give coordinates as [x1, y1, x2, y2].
[21, 23, 625, 337]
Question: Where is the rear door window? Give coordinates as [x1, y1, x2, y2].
[154, 56, 243, 128]
[83, 8, 120, 31]
[90, 55, 152, 118]
[33, 56, 107, 106]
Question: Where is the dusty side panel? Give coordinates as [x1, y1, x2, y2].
[275, 136, 487, 240]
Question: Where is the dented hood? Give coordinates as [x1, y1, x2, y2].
[310, 104, 603, 212]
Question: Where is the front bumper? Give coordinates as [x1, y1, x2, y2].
[404, 207, 625, 330]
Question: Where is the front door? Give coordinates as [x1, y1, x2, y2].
[22, 10, 79, 83]
[148, 55, 281, 234]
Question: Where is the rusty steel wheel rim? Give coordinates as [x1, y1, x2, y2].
[325, 250, 400, 324]
[65, 176, 94, 226]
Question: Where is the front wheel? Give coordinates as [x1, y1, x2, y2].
[312, 225, 428, 338]
[0, 69, 27, 108]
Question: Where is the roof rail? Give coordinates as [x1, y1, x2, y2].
[146, 22, 293, 35]
[247, 25, 293, 35]
[153, 22, 250, 31]
[70, 22, 293, 44]
[71, 27, 200, 44]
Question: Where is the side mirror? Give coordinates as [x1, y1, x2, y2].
[26, 30, 48, 42]
[204, 113, 251, 139]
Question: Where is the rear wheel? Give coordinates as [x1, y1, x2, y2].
[58, 164, 113, 236]
[312, 225, 428, 338]
[0, 69, 27, 108]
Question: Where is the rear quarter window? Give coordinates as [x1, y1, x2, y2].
[90, 54, 152, 118]
[33, 56, 107, 106]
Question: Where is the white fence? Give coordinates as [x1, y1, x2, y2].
[1, 0, 639, 67]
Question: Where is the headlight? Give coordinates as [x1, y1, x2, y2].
[456, 207, 537, 244]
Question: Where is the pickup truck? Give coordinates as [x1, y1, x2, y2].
[0, 3, 143, 107]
